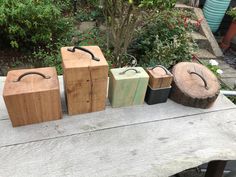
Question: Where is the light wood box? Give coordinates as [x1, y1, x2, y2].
[3, 67, 62, 127]
[61, 46, 108, 115]
[108, 67, 149, 108]
[146, 65, 173, 89]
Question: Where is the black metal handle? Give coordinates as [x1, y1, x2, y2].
[67, 46, 100, 61]
[150, 65, 169, 75]
[188, 71, 208, 89]
[14, 72, 51, 82]
[119, 68, 141, 75]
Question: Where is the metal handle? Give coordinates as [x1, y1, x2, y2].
[14, 72, 51, 82]
[119, 68, 141, 75]
[188, 71, 208, 89]
[67, 46, 100, 61]
[150, 65, 169, 75]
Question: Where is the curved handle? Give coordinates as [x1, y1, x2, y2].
[188, 71, 208, 90]
[119, 68, 141, 75]
[150, 65, 169, 75]
[14, 72, 51, 82]
[67, 46, 100, 61]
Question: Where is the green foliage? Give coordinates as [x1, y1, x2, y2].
[201, 59, 223, 77]
[129, 9, 197, 68]
[0, 0, 73, 49]
[85, 0, 100, 7]
[220, 83, 236, 104]
[102, 0, 177, 67]
[75, 28, 106, 47]
[139, 0, 176, 9]
[32, 45, 63, 75]
[52, 0, 72, 14]
[227, 7, 236, 21]
[76, 9, 103, 22]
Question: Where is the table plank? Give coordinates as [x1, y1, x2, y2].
[0, 109, 236, 177]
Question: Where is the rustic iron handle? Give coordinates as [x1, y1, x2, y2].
[150, 65, 169, 75]
[119, 68, 141, 75]
[14, 72, 51, 82]
[188, 71, 208, 89]
[67, 46, 100, 61]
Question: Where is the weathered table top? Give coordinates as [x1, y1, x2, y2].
[1, 76, 236, 177]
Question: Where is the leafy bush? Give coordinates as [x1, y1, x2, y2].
[75, 28, 106, 47]
[76, 9, 103, 22]
[102, 0, 177, 67]
[52, 0, 72, 14]
[201, 59, 223, 77]
[227, 7, 236, 21]
[139, 0, 176, 9]
[129, 9, 197, 68]
[32, 47, 63, 75]
[0, 0, 73, 49]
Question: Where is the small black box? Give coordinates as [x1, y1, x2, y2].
[145, 86, 171, 105]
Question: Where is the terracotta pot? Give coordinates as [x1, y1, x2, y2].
[221, 21, 236, 50]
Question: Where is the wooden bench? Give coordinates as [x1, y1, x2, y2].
[0, 76, 236, 177]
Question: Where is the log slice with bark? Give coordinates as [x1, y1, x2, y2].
[169, 62, 220, 108]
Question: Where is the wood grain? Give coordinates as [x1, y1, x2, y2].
[170, 62, 220, 109]
[61, 46, 108, 115]
[0, 109, 236, 177]
[2, 67, 62, 127]
[146, 67, 173, 89]
[108, 67, 149, 108]
[0, 76, 236, 177]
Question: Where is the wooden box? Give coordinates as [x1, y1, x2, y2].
[146, 65, 173, 89]
[108, 67, 149, 108]
[3, 67, 62, 127]
[61, 46, 108, 115]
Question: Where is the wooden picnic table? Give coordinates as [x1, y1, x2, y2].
[0, 76, 236, 177]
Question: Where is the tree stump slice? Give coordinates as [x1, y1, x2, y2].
[169, 62, 220, 109]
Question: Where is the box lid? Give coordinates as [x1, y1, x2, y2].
[61, 46, 108, 69]
[3, 67, 59, 96]
[110, 67, 149, 80]
[146, 65, 173, 79]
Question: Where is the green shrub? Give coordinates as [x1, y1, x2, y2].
[0, 0, 73, 49]
[76, 9, 103, 22]
[139, 0, 176, 9]
[227, 7, 236, 21]
[129, 9, 197, 68]
[75, 28, 106, 47]
[52, 0, 72, 14]
[32, 47, 63, 75]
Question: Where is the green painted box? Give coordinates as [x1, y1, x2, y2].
[108, 67, 149, 108]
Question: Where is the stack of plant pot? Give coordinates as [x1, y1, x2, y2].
[145, 65, 173, 105]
